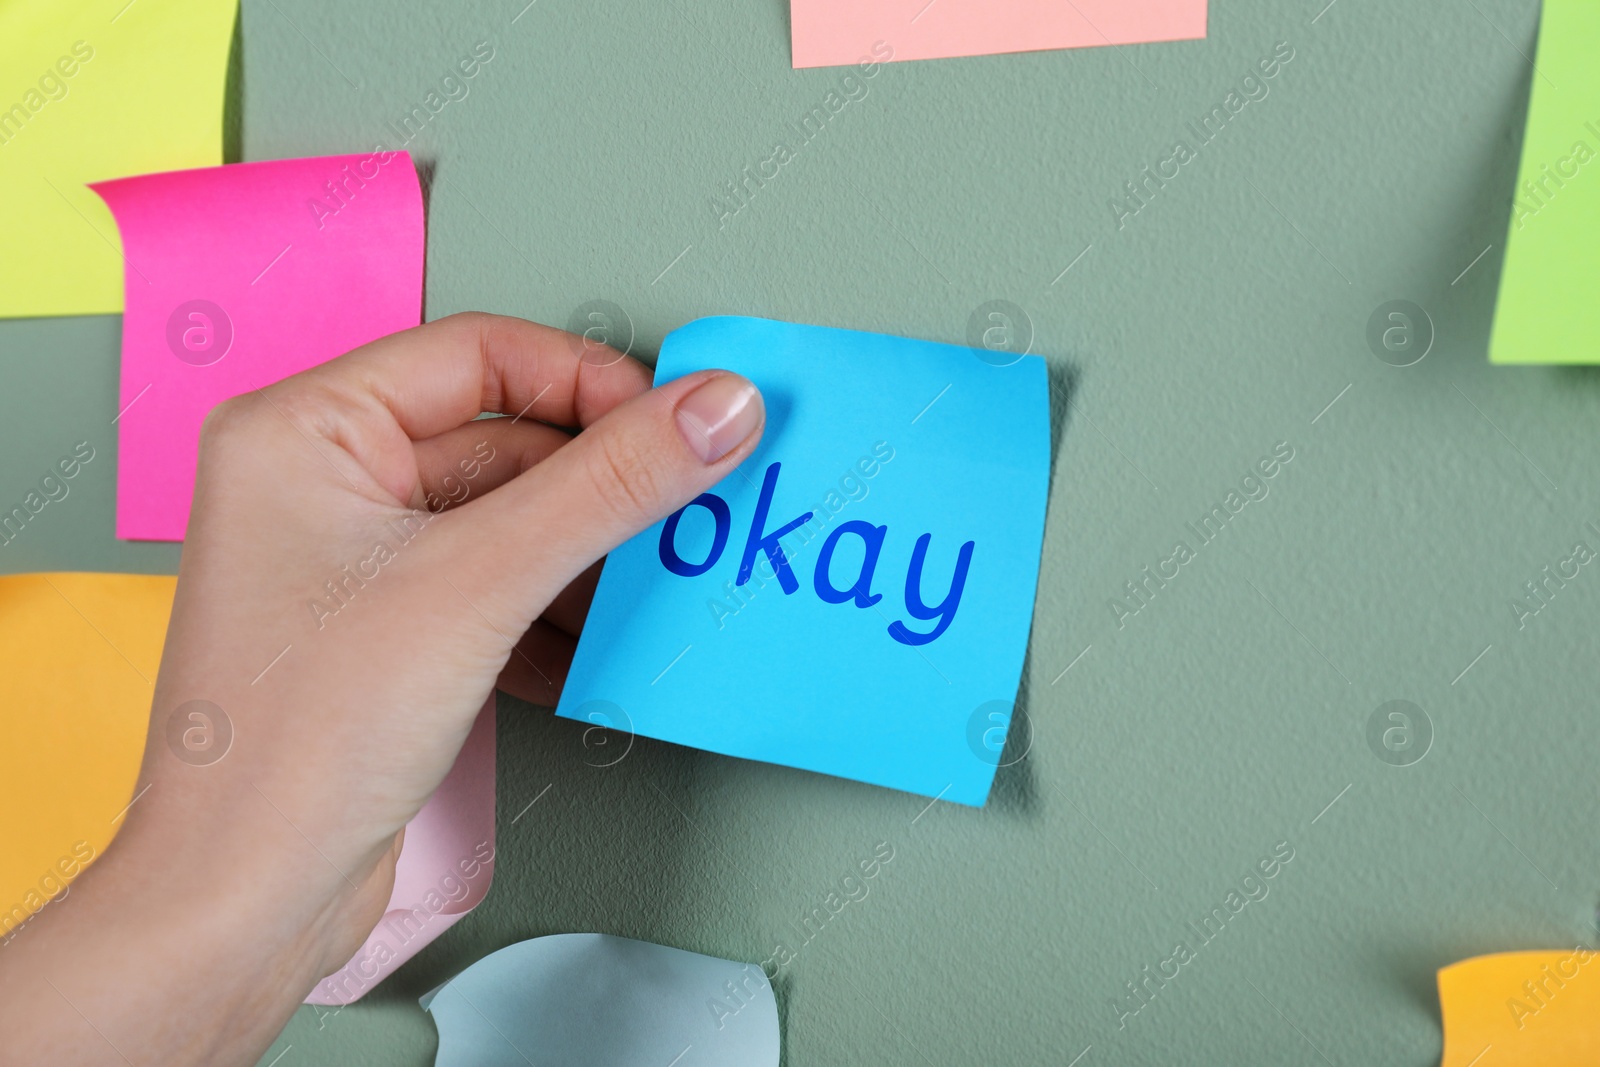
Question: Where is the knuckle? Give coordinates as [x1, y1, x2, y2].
[440, 310, 500, 353]
[439, 310, 495, 333]
[586, 433, 660, 524]
[197, 393, 262, 452]
[198, 386, 327, 461]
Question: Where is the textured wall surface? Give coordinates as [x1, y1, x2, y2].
[2, 0, 1595, 1063]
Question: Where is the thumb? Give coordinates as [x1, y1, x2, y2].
[448, 369, 765, 610]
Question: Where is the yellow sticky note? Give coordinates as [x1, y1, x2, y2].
[1438, 949, 1600, 1065]
[0, 573, 172, 939]
[0, 0, 236, 319]
[1489, 0, 1600, 362]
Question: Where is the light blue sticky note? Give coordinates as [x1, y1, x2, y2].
[556, 316, 1050, 806]
[422, 933, 779, 1066]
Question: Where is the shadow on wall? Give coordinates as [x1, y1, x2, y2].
[1446, 17, 1527, 365]
[414, 158, 435, 318]
[773, 0, 791, 54]
[1046, 357, 1075, 487]
[987, 356, 1077, 821]
[223, 8, 242, 164]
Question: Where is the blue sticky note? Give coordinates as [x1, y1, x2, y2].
[422, 933, 779, 1065]
[556, 316, 1049, 806]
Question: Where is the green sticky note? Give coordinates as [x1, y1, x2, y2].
[1489, 0, 1600, 364]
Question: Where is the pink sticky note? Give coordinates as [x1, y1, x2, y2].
[791, 0, 1206, 68]
[92, 152, 425, 542]
[308, 696, 498, 1006]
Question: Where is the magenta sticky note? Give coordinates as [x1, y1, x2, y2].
[791, 0, 1206, 68]
[308, 696, 497, 1006]
[92, 152, 424, 542]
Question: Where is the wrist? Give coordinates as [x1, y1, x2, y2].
[116, 767, 395, 978]
[0, 779, 394, 1065]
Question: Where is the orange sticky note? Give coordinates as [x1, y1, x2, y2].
[791, 0, 1207, 69]
[1438, 949, 1600, 1065]
[0, 573, 170, 941]
[0, 572, 496, 999]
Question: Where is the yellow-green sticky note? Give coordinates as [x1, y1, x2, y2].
[1490, 0, 1600, 363]
[0, 0, 236, 320]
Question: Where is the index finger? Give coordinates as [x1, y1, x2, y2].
[296, 311, 653, 442]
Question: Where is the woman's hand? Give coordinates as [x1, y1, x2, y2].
[0, 313, 764, 1065]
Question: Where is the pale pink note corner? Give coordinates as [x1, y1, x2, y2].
[306, 696, 497, 1006]
[790, 0, 1207, 68]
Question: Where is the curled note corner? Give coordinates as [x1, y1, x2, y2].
[91, 151, 425, 541]
[1437, 948, 1600, 1066]
[423, 933, 779, 1066]
[306, 696, 496, 1006]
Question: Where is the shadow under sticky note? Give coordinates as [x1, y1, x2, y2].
[1437, 950, 1600, 1065]
[422, 933, 779, 1066]
[92, 152, 425, 541]
[1488, 0, 1600, 363]
[308, 696, 497, 1006]
[790, 0, 1206, 69]
[0, 573, 170, 940]
[556, 316, 1050, 807]
[0, 0, 236, 319]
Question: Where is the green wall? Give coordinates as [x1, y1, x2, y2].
[3, 0, 1596, 1063]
